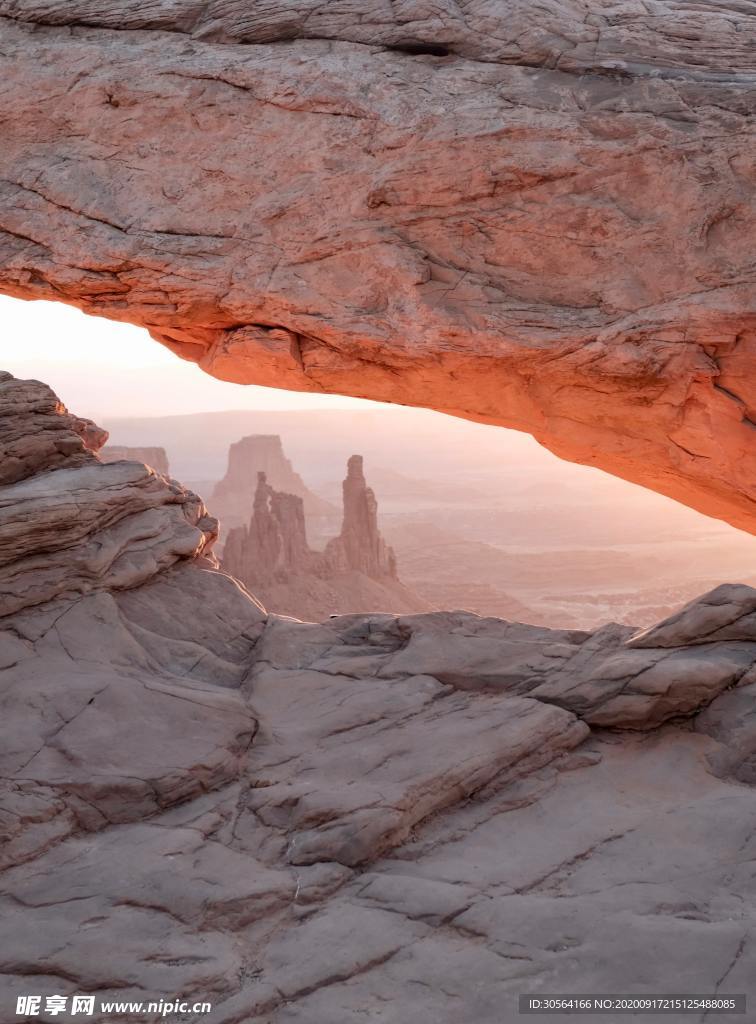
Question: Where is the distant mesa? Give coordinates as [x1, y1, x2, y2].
[101, 445, 170, 477]
[222, 454, 430, 621]
[210, 434, 335, 536]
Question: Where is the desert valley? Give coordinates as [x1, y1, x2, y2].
[102, 407, 756, 630]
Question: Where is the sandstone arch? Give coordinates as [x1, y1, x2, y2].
[0, 1, 754, 531]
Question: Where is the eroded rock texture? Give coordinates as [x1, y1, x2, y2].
[2, 373, 756, 1021]
[0, 374, 219, 618]
[0, 374, 266, 875]
[0, 370, 106, 485]
[0, 3, 755, 530]
[223, 471, 321, 584]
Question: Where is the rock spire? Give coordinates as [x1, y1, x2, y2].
[324, 455, 397, 579]
[223, 455, 397, 590]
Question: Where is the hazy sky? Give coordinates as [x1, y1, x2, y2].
[0, 295, 377, 419]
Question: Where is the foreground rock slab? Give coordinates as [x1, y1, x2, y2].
[245, 647, 588, 867]
[2, 374, 756, 1022]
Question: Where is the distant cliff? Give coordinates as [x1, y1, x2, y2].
[101, 445, 170, 477]
[222, 456, 430, 621]
[210, 434, 334, 536]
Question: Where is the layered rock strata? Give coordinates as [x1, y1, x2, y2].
[2, 374, 756, 1020]
[1, 4, 755, 530]
[0, 371, 106, 485]
[0, 373, 266, 870]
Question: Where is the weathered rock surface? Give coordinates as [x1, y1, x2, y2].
[251, 607, 756, 732]
[222, 457, 429, 620]
[0, 371, 106, 485]
[0, 375, 266, 869]
[245, 631, 588, 867]
[0, 374, 218, 617]
[211, 434, 334, 535]
[3, 373, 756, 1021]
[0, 5, 755, 531]
[630, 582, 756, 649]
[100, 444, 170, 476]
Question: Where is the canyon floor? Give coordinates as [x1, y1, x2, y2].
[2, 372, 756, 1023]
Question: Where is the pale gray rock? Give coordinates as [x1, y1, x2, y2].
[2, 614, 258, 830]
[0, 377, 222, 617]
[0, 461, 218, 616]
[0, 376, 266, 870]
[254, 606, 756, 731]
[696, 679, 756, 785]
[0, 781, 75, 871]
[0, 896, 242, 997]
[230, 730, 756, 1024]
[354, 871, 477, 926]
[245, 663, 589, 866]
[115, 561, 266, 685]
[3, 820, 294, 929]
[0, 371, 105, 484]
[534, 634, 756, 728]
[255, 902, 426, 1010]
[629, 583, 756, 648]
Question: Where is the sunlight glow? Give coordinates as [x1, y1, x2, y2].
[0, 296, 379, 418]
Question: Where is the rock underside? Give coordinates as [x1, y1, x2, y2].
[1, 2, 755, 531]
[2, 373, 756, 1023]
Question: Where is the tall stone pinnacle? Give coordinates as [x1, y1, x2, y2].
[325, 455, 397, 579]
[223, 471, 313, 584]
[223, 454, 398, 595]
